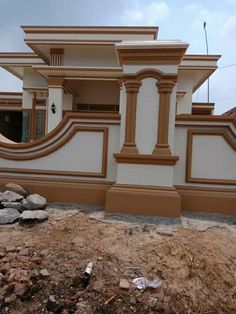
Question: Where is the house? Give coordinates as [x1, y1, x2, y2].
[0, 26, 235, 216]
[222, 107, 236, 117]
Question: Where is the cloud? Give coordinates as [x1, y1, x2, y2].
[220, 14, 236, 39]
[122, 1, 169, 25]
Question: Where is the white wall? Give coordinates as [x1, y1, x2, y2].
[22, 90, 33, 109]
[48, 87, 63, 132]
[117, 164, 174, 187]
[191, 135, 236, 180]
[23, 68, 47, 89]
[136, 78, 158, 154]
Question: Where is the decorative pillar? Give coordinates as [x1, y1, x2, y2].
[120, 80, 141, 154]
[47, 77, 64, 132]
[153, 80, 176, 155]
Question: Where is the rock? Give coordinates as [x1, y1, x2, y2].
[20, 210, 49, 221]
[0, 208, 20, 224]
[0, 251, 6, 258]
[40, 268, 50, 278]
[31, 257, 42, 265]
[6, 246, 16, 253]
[5, 183, 26, 197]
[14, 282, 28, 297]
[19, 248, 30, 256]
[92, 280, 104, 293]
[4, 293, 16, 304]
[23, 194, 47, 210]
[1, 202, 25, 213]
[119, 278, 130, 290]
[46, 295, 64, 313]
[31, 269, 39, 278]
[0, 191, 23, 203]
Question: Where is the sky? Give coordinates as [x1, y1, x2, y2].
[0, 0, 235, 114]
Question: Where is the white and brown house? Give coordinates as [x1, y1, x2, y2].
[0, 26, 235, 216]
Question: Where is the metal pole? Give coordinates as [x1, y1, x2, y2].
[203, 22, 209, 102]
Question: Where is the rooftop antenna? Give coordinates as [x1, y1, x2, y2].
[203, 21, 209, 102]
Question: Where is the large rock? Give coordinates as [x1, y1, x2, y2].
[1, 202, 25, 213]
[0, 191, 23, 203]
[5, 183, 26, 197]
[23, 194, 47, 210]
[20, 210, 49, 221]
[0, 208, 20, 224]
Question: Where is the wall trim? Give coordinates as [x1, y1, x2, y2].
[176, 185, 236, 215]
[0, 175, 113, 205]
[186, 129, 236, 185]
[0, 126, 108, 178]
[114, 153, 179, 165]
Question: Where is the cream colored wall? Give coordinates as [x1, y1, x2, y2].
[117, 164, 174, 187]
[74, 80, 119, 105]
[174, 126, 236, 189]
[176, 74, 193, 114]
[136, 78, 158, 154]
[23, 68, 47, 89]
[0, 132, 103, 173]
[168, 84, 177, 152]
[22, 90, 33, 109]
[119, 83, 126, 149]
[63, 93, 73, 111]
[191, 135, 236, 180]
[64, 46, 119, 67]
[123, 65, 178, 74]
[47, 87, 63, 132]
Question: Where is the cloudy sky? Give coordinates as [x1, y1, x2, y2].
[0, 0, 235, 114]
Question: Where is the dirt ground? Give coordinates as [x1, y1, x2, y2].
[0, 207, 235, 314]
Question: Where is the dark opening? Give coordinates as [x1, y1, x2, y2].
[0, 111, 22, 143]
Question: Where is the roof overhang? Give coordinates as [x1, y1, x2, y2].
[115, 40, 189, 65]
[22, 26, 159, 63]
[32, 65, 123, 79]
[179, 54, 221, 92]
[0, 53, 45, 79]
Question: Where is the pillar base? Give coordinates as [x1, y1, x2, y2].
[120, 145, 139, 154]
[152, 144, 171, 155]
[105, 183, 181, 217]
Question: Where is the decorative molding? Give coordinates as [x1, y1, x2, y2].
[120, 80, 141, 154]
[0, 175, 113, 205]
[176, 114, 236, 127]
[153, 79, 176, 155]
[114, 153, 179, 165]
[116, 47, 188, 65]
[175, 185, 236, 215]
[186, 129, 236, 185]
[50, 48, 64, 66]
[105, 183, 181, 217]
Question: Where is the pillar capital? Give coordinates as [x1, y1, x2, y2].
[156, 80, 175, 94]
[124, 80, 141, 93]
[48, 77, 64, 88]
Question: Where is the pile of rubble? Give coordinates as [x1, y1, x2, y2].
[0, 244, 50, 310]
[0, 183, 49, 224]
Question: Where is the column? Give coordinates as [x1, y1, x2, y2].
[47, 77, 64, 132]
[120, 79, 141, 154]
[153, 80, 175, 155]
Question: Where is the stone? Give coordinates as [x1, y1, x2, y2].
[0, 191, 23, 203]
[6, 246, 16, 253]
[31, 257, 42, 265]
[19, 248, 30, 256]
[0, 208, 20, 224]
[119, 278, 130, 290]
[14, 282, 28, 297]
[92, 280, 104, 293]
[46, 295, 64, 313]
[40, 268, 50, 278]
[0, 251, 6, 258]
[20, 210, 49, 221]
[5, 183, 26, 197]
[4, 293, 16, 304]
[1, 202, 25, 213]
[23, 194, 47, 210]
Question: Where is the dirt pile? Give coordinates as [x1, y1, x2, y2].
[0, 212, 234, 313]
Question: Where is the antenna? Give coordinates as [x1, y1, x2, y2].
[203, 21, 209, 102]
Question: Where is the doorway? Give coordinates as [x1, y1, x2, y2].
[0, 111, 22, 143]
